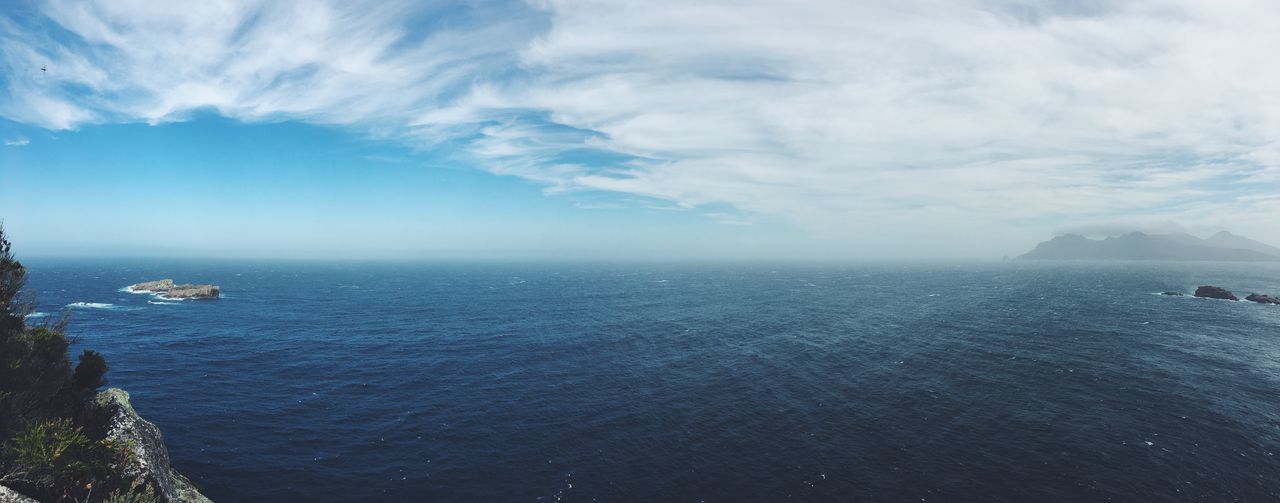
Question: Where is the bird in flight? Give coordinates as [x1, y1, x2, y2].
[40, 65, 46, 73]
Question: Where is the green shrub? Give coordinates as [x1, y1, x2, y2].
[0, 329, 74, 441]
[104, 478, 160, 503]
[2, 418, 113, 498]
[28, 328, 69, 365]
[74, 350, 109, 390]
[0, 224, 32, 319]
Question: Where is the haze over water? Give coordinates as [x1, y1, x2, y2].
[26, 258, 1280, 501]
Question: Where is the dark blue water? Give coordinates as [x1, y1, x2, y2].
[20, 260, 1280, 501]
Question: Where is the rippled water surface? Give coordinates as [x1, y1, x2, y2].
[22, 260, 1280, 501]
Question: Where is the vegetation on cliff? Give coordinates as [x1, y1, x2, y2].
[0, 225, 166, 503]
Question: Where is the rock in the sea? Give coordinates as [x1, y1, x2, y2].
[162, 284, 220, 300]
[83, 389, 212, 503]
[1160, 291, 1184, 296]
[130, 279, 175, 292]
[1245, 293, 1280, 305]
[0, 485, 38, 503]
[129, 279, 220, 299]
[1193, 285, 1238, 301]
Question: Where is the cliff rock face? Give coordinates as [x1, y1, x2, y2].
[128, 279, 220, 300]
[0, 485, 37, 503]
[84, 389, 211, 503]
[1193, 286, 1238, 301]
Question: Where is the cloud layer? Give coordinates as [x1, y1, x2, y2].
[5, 0, 1280, 253]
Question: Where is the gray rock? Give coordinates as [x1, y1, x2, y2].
[160, 284, 220, 300]
[129, 279, 175, 292]
[1245, 293, 1280, 305]
[128, 279, 220, 299]
[1160, 291, 1184, 296]
[1193, 285, 1238, 301]
[0, 485, 38, 503]
[85, 389, 211, 503]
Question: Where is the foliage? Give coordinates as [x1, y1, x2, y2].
[0, 328, 75, 439]
[0, 223, 36, 402]
[0, 224, 99, 435]
[1, 418, 119, 500]
[0, 223, 34, 320]
[1, 418, 141, 502]
[0, 223, 59, 422]
[103, 478, 161, 503]
[0, 323, 76, 441]
[29, 327, 70, 365]
[75, 350, 110, 390]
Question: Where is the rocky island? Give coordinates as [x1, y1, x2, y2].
[128, 279, 220, 300]
[1184, 285, 1280, 305]
[1193, 285, 1238, 301]
[1245, 293, 1280, 305]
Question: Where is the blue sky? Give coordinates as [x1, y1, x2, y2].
[0, 113, 808, 259]
[4, 0, 1280, 259]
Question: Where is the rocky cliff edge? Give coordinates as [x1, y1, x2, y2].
[82, 389, 211, 503]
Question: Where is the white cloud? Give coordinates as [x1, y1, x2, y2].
[5, 0, 1280, 255]
[3, 137, 29, 146]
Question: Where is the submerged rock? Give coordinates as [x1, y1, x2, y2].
[1245, 293, 1280, 305]
[83, 389, 211, 503]
[1193, 285, 1238, 301]
[129, 279, 220, 299]
[1160, 291, 1184, 296]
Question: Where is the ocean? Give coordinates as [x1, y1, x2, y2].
[20, 259, 1280, 501]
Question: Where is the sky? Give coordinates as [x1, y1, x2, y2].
[3, 0, 1280, 259]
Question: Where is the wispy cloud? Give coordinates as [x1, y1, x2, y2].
[3, 137, 29, 146]
[5, 0, 1280, 252]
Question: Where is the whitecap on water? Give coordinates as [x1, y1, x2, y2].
[67, 302, 116, 309]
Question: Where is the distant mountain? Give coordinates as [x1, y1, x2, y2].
[1018, 231, 1280, 261]
[1203, 231, 1280, 257]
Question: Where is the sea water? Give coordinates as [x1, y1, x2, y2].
[20, 259, 1280, 501]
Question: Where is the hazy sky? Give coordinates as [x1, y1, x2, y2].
[3, 0, 1280, 259]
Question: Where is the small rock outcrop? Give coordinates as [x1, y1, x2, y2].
[83, 389, 211, 503]
[1193, 285, 1238, 301]
[130, 279, 175, 292]
[1160, 291, 1184, 296]
[0, 485, 37, 503]
[129, 279, 220, 300]
[1245, 293, 1280, 305]
[162, 284, 220, 300]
